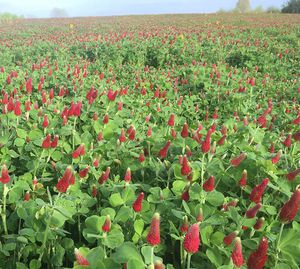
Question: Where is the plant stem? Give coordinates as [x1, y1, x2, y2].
[42, 149, 53, 177]
[72, 117, 77, 150]
[148, 141, 151, 161]
[284, 149, 288, 168]
[276, 223, 285, 251]
[181, 243, 187, 269]
[150, 246, 154, 266]
[103, 243, 107, 258]
[201, 154, 205, 187]
[1, 184, 9, 235]
[180, 240, 184, 268]
[187, 253, 191, 269]
[38, 192, 60, 262]
[34, 149, 45, 178]
[275, 223, 285, 266]
[38, 207, 53, 262]
[249, 126, 259, 146]
[78, 214, 81, 244]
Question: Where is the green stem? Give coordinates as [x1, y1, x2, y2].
[181, 241, 187, 269]
[72, 117, 77, 150]
[6, 113, 9, 131]
[38, 207, 53, 262]
[38, 192, 60, 262]
[275, 223, 285, 266]
[165, 126, 169, 138]
[290, 143, 296, 166]
[284, 149, 288, 169]
[201, 154, 205, 187]
[150, 246, 154, 266]
[103, 243, 107, 258]
[276, 223, 285, 251]
[166, 170, 171, 189]
[187, 253, 192, 269]
[147, 141, 152, 161]
[34, 149, 45, 178]
[42, 150, 53, 177]
[1, 184, 9, 235]
[78, 214, 81, 244]
[249, 126, 259, 146]
[180, 240, 184, 268]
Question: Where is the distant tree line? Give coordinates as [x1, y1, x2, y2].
[0, 7, 69, 21]
[0, 12, 24, 22]
[50, 8, 68, 18]
[218, 0, 300, 13]
[282, 0, 300, 13]
[1, 0, 299, 21]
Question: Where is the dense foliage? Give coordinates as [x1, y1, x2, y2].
[0, 12, 24, 23]
[282, 0, 300, 13]
[0, 14, 300, 269]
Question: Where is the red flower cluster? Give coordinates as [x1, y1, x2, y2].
[183, 223, 200, 254]
[102, 215, 111, 233]
[271, 150, 282, 164]
[0, 165, 10, 184]
[146, 213, 160, 246]
[180, 216, 189, 234]
[249, 178, 269, 204]
[158, 140, 171, 159]
[42, 134, 59, 149]
[168, 113, 175, 126]
[79, 166, 89, 178]
[56, 166, 75, 193]
[98, 167, 111, 184]
[181, 122, 189, 138]
[201, 130, 212, 153]
[74, 248, 89, 266]
[124, 168, 132, 183]
[72, 144, 85, 158]
[61, 101, 82, 119]
[223, 231, 238, 246]
[231, 153, 246, 167]
[132, 192, 144, 212]
[239, 170, 247, 187]
[279, 188, 300, 223]
[231, 237, 244, 268]
[203, 176, 215, 192]
[181, 155, 191, 176]
[247, 237, 268, 269]
[286, 168, 300, 181]
[246, 203, 262, 218]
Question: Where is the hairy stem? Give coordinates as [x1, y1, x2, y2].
[1, 184, 9, 235]
[186, 253, 191, 269]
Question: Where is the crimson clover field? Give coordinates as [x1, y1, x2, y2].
[0, 13, 300, 269]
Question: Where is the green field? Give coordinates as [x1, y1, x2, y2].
[0, 14, 300, 269]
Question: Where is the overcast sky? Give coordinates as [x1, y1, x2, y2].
[0, 0, 286, 18]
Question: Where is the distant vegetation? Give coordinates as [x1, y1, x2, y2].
[235, 0, 251, 13]
[50, 8, 68, 18]
[282, 0, 300, 13]
[0, 12, 23, 23]
[266, 6, 281, 13]
[217, 6, 280, 14]
[218, 0, 300, 14]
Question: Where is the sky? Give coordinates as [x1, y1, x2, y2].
[0, 0, 286, 18]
